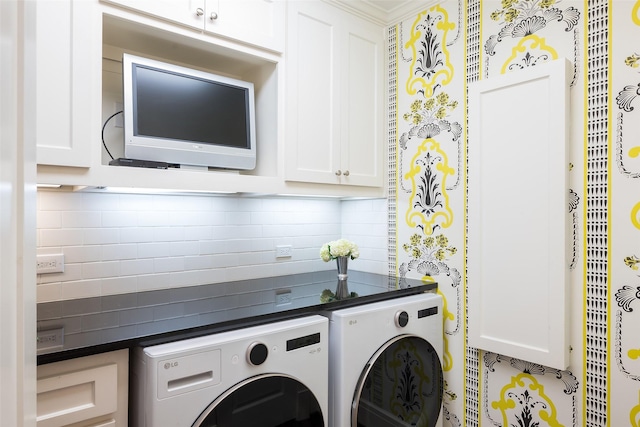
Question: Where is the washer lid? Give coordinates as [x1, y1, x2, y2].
[352, 335, 443, 427]
[193, 374, 325, 427]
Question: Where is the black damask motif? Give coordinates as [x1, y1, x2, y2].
[415, 15, 445, 79]
[615, 285, 640, 312]
[396, 351, 422, 412]
[616, 84, 640, 112]
[485, 2, 581, 56]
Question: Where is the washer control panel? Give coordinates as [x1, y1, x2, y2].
[286, 332, 321, 351]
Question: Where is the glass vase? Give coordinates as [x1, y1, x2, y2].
[335, 256, 350, 299]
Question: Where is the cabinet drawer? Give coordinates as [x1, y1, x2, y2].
[37, 349, 128, 427]
[37, 364, 117, 427]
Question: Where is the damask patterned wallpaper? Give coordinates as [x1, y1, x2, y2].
[393, 1, 640, 426]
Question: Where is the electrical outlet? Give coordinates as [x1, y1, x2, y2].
[276, 290, 292, 306]
[36, 254, 64, 274]
[275, 245, 293, 258]
[37, 327, 64, 353]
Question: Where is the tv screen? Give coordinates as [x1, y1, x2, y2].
[122, 54, 256, 170]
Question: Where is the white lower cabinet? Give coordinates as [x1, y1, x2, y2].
[285, 1, 385, 187]
[36, 349, 128, 427]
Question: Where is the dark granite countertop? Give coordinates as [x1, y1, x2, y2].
[36, 270, 437, 365]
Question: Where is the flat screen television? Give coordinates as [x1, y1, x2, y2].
[122, 53, 256, 170]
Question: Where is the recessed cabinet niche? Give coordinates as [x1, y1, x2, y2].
[35, 0, 387, 198]
[285, 1, 384, 188]
[467, 58, 571, 370]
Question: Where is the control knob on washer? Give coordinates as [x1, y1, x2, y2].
[395, 310, 409, 328]
[247, 342, 269, 366]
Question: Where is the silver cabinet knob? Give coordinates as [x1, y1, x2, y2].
[335, 170, 342, 176]
[210, 11, 218, 20]
[343, 170, 349, 176]
[196, 7, 204, 16]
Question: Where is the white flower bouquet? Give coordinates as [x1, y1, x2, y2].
[320, 238, 359, 262]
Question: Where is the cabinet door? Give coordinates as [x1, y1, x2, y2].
[100, 0, 205, 29]
[467, 59, 571, 370]
[285, 1, 341, 185]
[285, 1, 383, 187]
[205, 0, 285, 52]
[339, 14, 384, 187]
[37, 349, 128, 427]
[34, 0, 96, 167]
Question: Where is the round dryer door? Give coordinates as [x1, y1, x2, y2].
[192, 374, 325, 427]
[352, 335, 443, 427]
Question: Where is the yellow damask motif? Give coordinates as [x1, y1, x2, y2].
[404, 138, 454, 233]
[435, 288, 454, 372]
[405, 5, 455, 98]
[630, 349, 640, 359]
[632, 390, 640, 427]
[633, 1, 640, 26]
[631, 201, 640, 230]
[501, 34, 559, 74]
[630, 146, 640, 158]
[492, 373, 563, 427]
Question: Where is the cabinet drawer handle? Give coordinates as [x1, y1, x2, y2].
[196, 7, 204, 16]
[210, 12, 218, 20]
[343, 170, 350, 176]
[335, 170, 342, 176]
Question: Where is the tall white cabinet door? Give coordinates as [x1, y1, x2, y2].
[285, 1, 341, 184]
[340, 17, 384, 187]
[34, 0, 97, 167]
[205, 0, 285, 52]
[285, 1, 384, 187]
[467, 59, 571, 370]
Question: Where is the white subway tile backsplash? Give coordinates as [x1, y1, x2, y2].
[37, 211, 61, 229]
[62, 211, 102, 228]
[82, 192, 122, 211]
[61, 279, 102, 300]
[169, 241, 200, 257]
[138, 242, 173, 258]
[184, 226, 213, 241]
[137, 273, 173, 292]
[82, 261, 120, 280]
[82, 228, 120, 245]
[153, 227, 185, 242]
[153, 257, 186, 273]
[101, 276, 138, 296]
[38, 191, 84, 211]
[102, 244, 138, 261]
[102, 211, 139, 227]
[120, 259, 155, 276]
[37, 191, 387, 302]
[36, 282, 62, 303]
[119, 227, 155, 243]
[39, 228, 85, 247]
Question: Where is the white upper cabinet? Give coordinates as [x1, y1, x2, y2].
[285, 1, 384, 187]
[100, 0, 285, 52]
[31, 0, 98, 167]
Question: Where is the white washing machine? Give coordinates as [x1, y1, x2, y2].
[325, 293, 443, 427]
[132, 315, 329, 427]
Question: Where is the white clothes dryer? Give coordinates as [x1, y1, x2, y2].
[325, 293, 443, 427]
[132, 315, 328, 427]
